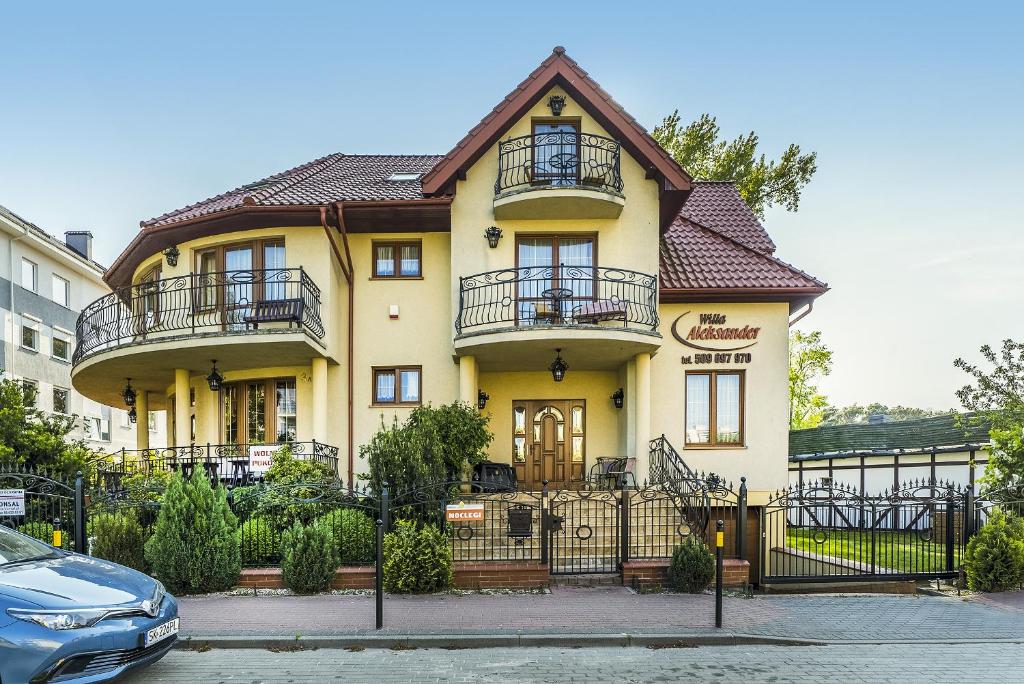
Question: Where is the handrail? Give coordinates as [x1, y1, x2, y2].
[456, 264, 658, 334]
[73, 268, 325, 363]
[495, 131, 623, 196]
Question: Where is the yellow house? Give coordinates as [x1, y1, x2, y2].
[71, 47, 826, 500]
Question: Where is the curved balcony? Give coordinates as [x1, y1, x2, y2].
[493, 132, 625, 219]
[455, 265, 660, 369]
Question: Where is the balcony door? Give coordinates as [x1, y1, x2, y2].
[516, 235, 595, 324]
[513, 400, 585, 490]
[532, 120, 579, 186]
[194, 239, 285, 329]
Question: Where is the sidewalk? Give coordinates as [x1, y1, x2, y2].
[176, 586, 1024, 645]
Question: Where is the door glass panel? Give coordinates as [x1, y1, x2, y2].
[513, 436, 526, 463]
[263, 243, 286, 301]
[246, 382, 266, 444]
[533, 122, 579, 186]
[571, 436, 584, 463]
[223, 385, 238, 444]
[686, 374, 711, 444]
[275, 380, 297, 442]
[559, 238, 594, 303]
[518, 238, 553, 323]
[198, 252, 217, 308]
[571, 406, 583, 434]
[513, 406, 526, 435]
[225, 247, 254, 327]
[716, 374, 741, 444]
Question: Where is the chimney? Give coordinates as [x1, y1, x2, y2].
[65, 231, 93, 260]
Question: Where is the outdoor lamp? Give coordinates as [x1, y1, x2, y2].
[612, 388, 624, 409]
[162, 245, 180, 267]
[549, 348, 568, 382]
[120, 379, 136, 408]
[548, 95, 566, 116]
[206, 360, 224, 392]
[477, 389, 489, 410]
[128, 407, 137, 424]
[484, 226, 502, 249]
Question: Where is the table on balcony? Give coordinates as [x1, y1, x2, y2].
[539, 287, 574, 324]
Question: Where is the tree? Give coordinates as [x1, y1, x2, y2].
[652, 112, 817, 217]
[789, 330, 833, 430]
[0, 374, 94, 476]
[955, 339, 1024, 491]
[822, 403, 948, 426]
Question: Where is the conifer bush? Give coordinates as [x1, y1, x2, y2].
[313, 508, 376, 564]
[239, 516, 279, 566]
[667, 535, 716, 593]
[280, 522, 337, 594]
[144, 470, 241, 594]
[89, 512, 147, 572]
[964, 509, 1024, 592]
[382, 521, 452, 593]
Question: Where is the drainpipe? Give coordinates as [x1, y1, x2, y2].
[324, 202, 356, 486]
[7, 221, 29, 379]
[788, 301, 814, 328]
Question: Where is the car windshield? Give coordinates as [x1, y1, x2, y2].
[0, 525, 58, 565]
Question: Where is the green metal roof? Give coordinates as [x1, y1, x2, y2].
[789, 413, 990, 459]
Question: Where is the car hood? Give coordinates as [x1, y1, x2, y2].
[0, 554, 157, 609]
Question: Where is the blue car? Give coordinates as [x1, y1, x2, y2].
[0, 524, 178, 683]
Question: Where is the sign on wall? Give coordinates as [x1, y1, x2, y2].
[671, 311, 759, 365]
[0, 489, 26, 517]
[248, 445, 279, 476]
[445, 502, 485, 522]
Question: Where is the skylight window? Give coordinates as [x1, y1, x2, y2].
[387, 172, 422, 182]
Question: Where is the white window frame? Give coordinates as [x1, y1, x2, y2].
[52, 387, 70, 415]
[51, 333, 71, 362]
[85, 415, 111, 442]
[20, 323, 39, 352]
[21, 379, 38, 408]
[21, 258, 38, 291]
[51, 274, 70, 307]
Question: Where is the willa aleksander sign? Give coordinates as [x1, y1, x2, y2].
[671, 311, 759, 364]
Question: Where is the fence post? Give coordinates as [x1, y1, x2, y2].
[380, 483, 390, 534]
[736, 476, 747, 561]
[945, 491, 956, 573]
[715, 519, 724, 628]
[619, 477, 630, 568]
[540, 480, 549, 567]
[74, 471, 86, 554]
[963, 489, 975, 544]
[375, 518, 384, 630]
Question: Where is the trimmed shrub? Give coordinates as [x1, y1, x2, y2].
[17, 521, 71, 550]
[314, 508, 376, 564]
[144, 470, 241, 594]
[89, 512, 147, 572]
[382, 521, 452, 594]
[667, 535, 716, 593]
[239, 516, 279, 566]
[281, 522, 337, 594]
[964, 509, 1024, 592]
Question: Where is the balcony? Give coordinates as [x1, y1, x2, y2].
[71, 268, 325, 409]
[493, 132, 625, 220]
[454, 265, 660, 369]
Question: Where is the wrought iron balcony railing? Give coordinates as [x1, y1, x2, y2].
[456, 265, 658, 334]
[73, 268, 324, 363]
[495, 131, 623, 196]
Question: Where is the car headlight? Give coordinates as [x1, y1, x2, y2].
[7, 608, 111, 630]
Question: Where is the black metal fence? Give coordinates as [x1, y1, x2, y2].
[457, 265, 658, 334]
[0, 465, 85, 552]
[495, 131, 623, 196]
[73, 268, 324, 363]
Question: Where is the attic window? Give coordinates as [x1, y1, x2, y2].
[387, 172, 422, 182]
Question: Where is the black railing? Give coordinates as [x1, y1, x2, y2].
[457, 265, 658, 334]
[495, 131, 623, 196]
[92, 441, 339, 489]
[73, 268, 325, 363]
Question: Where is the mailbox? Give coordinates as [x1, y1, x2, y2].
[507, 504, 533, 540]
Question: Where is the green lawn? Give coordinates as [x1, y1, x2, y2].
[785, 527, 959, 574]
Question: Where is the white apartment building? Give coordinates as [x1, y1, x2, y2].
[0, 204, 166, 454]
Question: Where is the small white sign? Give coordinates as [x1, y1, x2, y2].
[0, 489, 26, 517]
[248, 446, 279, 476]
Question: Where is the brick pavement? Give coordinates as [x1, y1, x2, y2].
[122, 644, 1024, 683]
[176, 586, 1024, 641]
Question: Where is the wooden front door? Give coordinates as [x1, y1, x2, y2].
[513, 400, 585, 490]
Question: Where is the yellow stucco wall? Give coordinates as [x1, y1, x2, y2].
[652, 302, 792, 493]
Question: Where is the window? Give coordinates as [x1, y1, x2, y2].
[21, 258, 37, 291]
[21, 379, 38, 408]
[387, 172, 423, 182]
[52, 337, 70, 362]
[148, 412, 158, 432]
[515, 234, 596, 322]
[275, 380, 297, 442]
[52, 275, 70, 307]
[373, 367, 421, 405]
[21, 325, 38, 351]
[373, 241, 421, 278]
[194, 239, 286, 322]
[685, 371, 744, 447]
[220, 377, 297, 444]
[532, 120, 580, 186]
[85, 416, 111, 442]
[52, 387, 69, 415]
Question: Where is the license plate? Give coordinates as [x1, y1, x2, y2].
[144, 618, 179, 647]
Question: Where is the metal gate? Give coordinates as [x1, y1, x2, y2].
[761, 479, 967, 584]
[0, 466, 84, 552]
[547, 488, 620, 574]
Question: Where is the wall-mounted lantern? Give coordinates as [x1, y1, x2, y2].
[128, 407, 137, 424]
[477, 389, 489, 410]
[206, 360, 224, 392]
[484, 226, 503, 249]
[121, 379, 136, 408]
[549, 348, 568, 382]
[548, 95, 566, 116]
[611, 388, 624, 409]
[163, 245, 180, 267]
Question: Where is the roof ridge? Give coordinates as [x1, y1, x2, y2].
[244, 153, 344, 205]
[672, 215, 827, 289]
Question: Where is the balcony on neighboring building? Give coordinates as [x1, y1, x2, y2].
[493, 131, 625, 219]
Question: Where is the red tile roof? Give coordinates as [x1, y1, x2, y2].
[142, 154, 444, 228]
[678, 182, 776, 254]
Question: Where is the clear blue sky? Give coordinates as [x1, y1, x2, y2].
[2, 1, 1021, 410]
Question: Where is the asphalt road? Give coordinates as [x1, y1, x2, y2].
[122, 644, 1022, 683]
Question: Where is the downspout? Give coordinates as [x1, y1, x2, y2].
[332, 201, 356, 487]
[7, 222, 29, 379]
